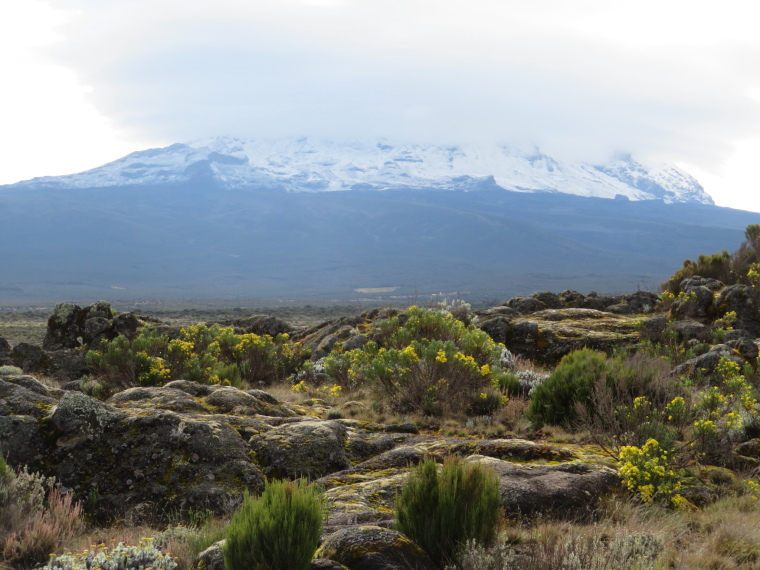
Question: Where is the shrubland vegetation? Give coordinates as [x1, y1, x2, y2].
[5, 226, 760, 568]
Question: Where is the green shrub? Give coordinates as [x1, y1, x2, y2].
[43, 539, 177, 570]
[527, 348, 612, 428]
[223, 479, 323, 570]
[661, 224, 760, 294]
[394, 457, 501, 568]
[0, 365, 23, 375]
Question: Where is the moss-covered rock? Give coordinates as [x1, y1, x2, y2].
[466, 455, 620, 517]
[316, 526, 436, 570]
[250, 420, 352, 479]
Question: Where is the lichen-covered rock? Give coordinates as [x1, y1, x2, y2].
[108, 386, 211, 414]
[714, 284, 760, 335]
[250, 420, 351, 479]
[0, 415, 49, 472]
[310, 559, 351, 570]
[10, 342, 51, 373]
[316, 526, 436, 570]
[672, 344, 744, 379]
[607, 291, 660, 315]
[204, 386, 299, 417]
[504, 296, 547, 315]
[0, 377, 59, 418]
[43, 302, 85, 350]
[434, 439, 577, 463]
[211, 314, 293, 337]
[195, 540, 225, 570]
[0, 336, 11, 360]
[670, 285, 716, 322]
[503, 309, 641, 364]
[467, 456, 620, 517]
[48, 392, 264, 520]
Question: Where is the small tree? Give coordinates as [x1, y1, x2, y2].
[394, 457, 501, 568]
[223, 479, 323, 570]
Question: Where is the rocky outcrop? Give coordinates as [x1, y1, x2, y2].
[478, 308, 643, 364]
[210, 315, 294, 337]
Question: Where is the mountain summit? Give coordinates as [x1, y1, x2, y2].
[9, 137, 713, 204]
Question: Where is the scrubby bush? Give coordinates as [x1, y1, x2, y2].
[42, 539, 177, 570]
[1, 461, 84, 569]
[395, 457, 501, 568]
[0, 365, 23, 375]
[662, 223, 760, 294]
[223, 479, 323, 570]
[527, 348, 612, 428]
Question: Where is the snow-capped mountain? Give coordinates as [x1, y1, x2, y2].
[8, 137, 713, 204]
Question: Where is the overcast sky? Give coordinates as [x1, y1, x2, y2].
[2, 0, 760, 212]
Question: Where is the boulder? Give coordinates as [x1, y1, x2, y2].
[48, 391, 264, 520]
[477, 316, 510, 345]
[530, 291, 563, 309]
[607, 291, 660, 315]
[558, 290, 586, 307]
[672, 344, 744, 379]
[670, 286, 716, 322]
[43, 302, 86, 350]
[196, 540, 226, 570]
[211, 315, 293, 337]
[467, 456, 620, 517]
[0, 336, 11, 359]
[680, 276, 724, 292]
[0, 415, 49, 473]
[714, 284, 760, 335]
[315, 526, 436, 570]
[0, 376, 58, 418]
[504, 296, 546, 315]
[250, 420, 352, 479]
[10, 342, 51, 373]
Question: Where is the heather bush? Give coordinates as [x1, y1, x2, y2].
[527, 348, 612, 428]
[1, 464, 84, 569]
[395, 457, 501, 568]
[223, 479, 323, 570]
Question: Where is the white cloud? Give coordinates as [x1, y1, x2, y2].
[2, 0, 760, 211]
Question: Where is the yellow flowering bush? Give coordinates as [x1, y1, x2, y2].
[618, 439, 683, 505]
[320, 307, 512, 415]
[87, 324, 308, 391]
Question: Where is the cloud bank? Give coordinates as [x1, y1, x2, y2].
[46, 0, 760, 166]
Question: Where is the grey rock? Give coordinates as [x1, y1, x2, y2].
[250, 420, 351, 479]
[469, 457, 620, 517]
[316, 526, 436, 570]
[196, 540, 225, 570]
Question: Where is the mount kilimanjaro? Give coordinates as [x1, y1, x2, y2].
[0, 138, 755, 303]
[9, 137, 713, 205]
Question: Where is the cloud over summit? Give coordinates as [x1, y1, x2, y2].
[46, 0, 760, 166]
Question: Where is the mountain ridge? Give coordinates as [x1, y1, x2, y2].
[4, 137, 713, 205]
